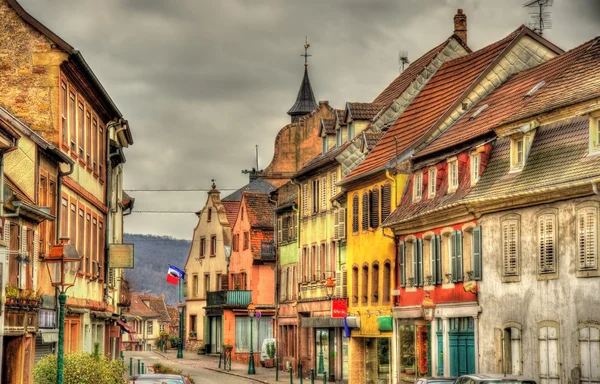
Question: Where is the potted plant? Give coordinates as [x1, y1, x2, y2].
[264, 340, 276, 368]
[5, 284, 20, 306]
[189, 330, 197, 339]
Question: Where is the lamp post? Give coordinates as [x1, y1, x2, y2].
[45, 237, 81, 384]
[247, 302, 256, 375]
[177, 301, 184, 358]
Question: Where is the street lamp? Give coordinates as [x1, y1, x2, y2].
[421, 291, 436, 321]
[247, 302, 256, 375]
[45, 237, 81, 384]
[324, 276, 335, 300]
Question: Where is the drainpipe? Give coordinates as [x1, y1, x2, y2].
[385, 167, 397, 208]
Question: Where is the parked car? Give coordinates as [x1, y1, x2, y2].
[454, 374, 537, 384]
[129, 373, 192, 384]
[259, 337, 277, 366]
[415, 377, 457, 384]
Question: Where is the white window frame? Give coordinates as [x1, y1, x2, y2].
[428, 167, 437, 198]
[471, 153, 480, 184]
[501, 214, 520, 282]
[448, 159, 458, 193]
[413, 171, 423, 201]
[511, 136, 525, 171]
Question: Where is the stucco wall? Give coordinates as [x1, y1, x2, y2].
[477, 195, 600, 379]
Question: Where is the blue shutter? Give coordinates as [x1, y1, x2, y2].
[455, 231, 463, 282]
[473, 226, 482, 280]
[434, 235, 442, 285]
[399, 241, 406, 287]
[417, 238, 423, 286]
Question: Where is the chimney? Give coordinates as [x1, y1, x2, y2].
[454, 9, 467, 46]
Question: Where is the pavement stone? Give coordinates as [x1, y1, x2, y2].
[152, 349, 284, 384]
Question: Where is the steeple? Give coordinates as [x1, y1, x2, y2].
[287, 38, 317, 123]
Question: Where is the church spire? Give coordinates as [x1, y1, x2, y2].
[287, 37, 317, 123]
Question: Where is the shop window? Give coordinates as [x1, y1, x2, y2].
[537, 212, 557, 278]
[579, 324, 600, 383]
[361, 264, 368, 305]
[352, 194, 359, 233]
[398, 326, 415, 375]
[502, 323, 522, 375]
[502, 214, 520, 282]
[538, 321, 560, 384]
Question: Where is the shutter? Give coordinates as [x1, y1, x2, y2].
[434, 235, 442, 285]
[330, 172, 337, 198]
[430, 236, 436, 284]
[33, 230, 39, 290]
[333, 210, 339, 240]
[473, 226, 482, 280]
[503, 222, 518, 276]
[381, 183, 391, 220]
[450, 231, 457, 282]
[278, 218, 283, 243]
[399, 241, 406, 287]
[539, 216, 555, 273]
[280, 268, 287, 301]
[302, 183, 308, 216]
[108, 267, 115, 288]
[579, 210, 597, 270]
[417, 238, 423, 286]
[352, 195, 359, 233]
[362, 193, 369, 231]
[35, 334, 53, 365]
[455, 230, 463, 282]
[371, 188, 380, 228]
[292, 213, 297, 240]
[321, 176, 327, 210]
[335, 270, 342, 298]
[342, 268, 348, 298]
[413, 241, 418, 287]
[338, 208, 346, 240]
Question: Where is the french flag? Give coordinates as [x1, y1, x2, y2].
[166, 265, 185, 285]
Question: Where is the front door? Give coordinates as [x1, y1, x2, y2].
[449, 317, 475, 377]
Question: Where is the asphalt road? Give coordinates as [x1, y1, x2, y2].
[124, 351, 254, 384]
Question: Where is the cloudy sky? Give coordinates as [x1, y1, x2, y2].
[20, 0, 599, 240]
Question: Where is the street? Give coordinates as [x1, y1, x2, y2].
[123, 350, 279, 384]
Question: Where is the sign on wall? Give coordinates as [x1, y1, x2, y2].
[108, 243, 134, 268]
[331, 298, 348, 318]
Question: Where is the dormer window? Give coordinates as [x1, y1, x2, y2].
[336, 129, 341, 147]
[511, 136, 525, 171]
[428, 167, 437, 198]
[448, 158, 458, 193]
[471, 154, 480, 184]
[591, 116, 600, 154]
[413, 171, 423, 201]
[322, 136, 328, 154]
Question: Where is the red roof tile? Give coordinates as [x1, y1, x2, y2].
[137, 294, 171, 322]
[347, 102, 386, 121]
[321, 118, 336, 135]
[343, 27, 525, 183]
[415, 37, 597, 159]
[242, 191, 275, 229]
[336, 109, 346, 126]
[222, 200, 240, 227]
[364, 132, 385, 151]
[129, 294, 160, 318]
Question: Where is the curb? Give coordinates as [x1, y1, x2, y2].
[204, 367, 271, 384]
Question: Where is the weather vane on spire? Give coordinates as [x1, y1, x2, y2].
[301, 36, 311, 67]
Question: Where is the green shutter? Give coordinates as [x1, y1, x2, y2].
[413, 241, 418, 287]
[417, 238, 423, 286]
[451, 231, 457, 282]
[434, 235, 442, 285]
[473, 226, 482, 280]
[400, 241, 406, 288]
[455, 231, 463, 282]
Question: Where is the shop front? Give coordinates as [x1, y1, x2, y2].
[301, 317, 348, 382]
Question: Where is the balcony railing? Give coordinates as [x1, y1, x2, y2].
[206, 290, 252, 307]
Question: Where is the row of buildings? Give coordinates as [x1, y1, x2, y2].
[184, 9, 600, 384]
[0, 1, 138, 382]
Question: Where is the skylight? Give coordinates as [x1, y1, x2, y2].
[525, 81, 545, 97]
[469, 104, 489, 120]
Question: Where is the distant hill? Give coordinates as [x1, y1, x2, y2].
[124, 234, 191, 305]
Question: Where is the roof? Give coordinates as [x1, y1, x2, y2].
[335, 109, 347, 126]
[287, 67, 318, 117]
[4, 174, 34, 205]
[294, 141, 352, 179]
[222, 178, 276, 201]
[373, 37, 469, 106]
[363, 131, 385, 151]
[242, 191, 275, 229]
[166, 305, 179, 324]
[346, 102, 386, 121]
[222, 200, 241, 227]
[343, 27, 525, 183]
[321, 118, 336, 135]
[128, 294, 160, 319]
[415, 37, 599, 159]
[137, 294, 171, 322]
[465, 116, 600, 202]
[274, 181, 298, 210]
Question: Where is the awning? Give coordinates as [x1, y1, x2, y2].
[39, 329, 59, 343]
[301, 317, 344, 328]
[66, 307, 89, 315]
[90, 311, 112, 319]
[116, 319, 133, 334]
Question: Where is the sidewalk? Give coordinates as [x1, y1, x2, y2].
[152, 349, 284, 384]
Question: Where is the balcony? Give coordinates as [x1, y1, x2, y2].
[206, 290, 251, 308]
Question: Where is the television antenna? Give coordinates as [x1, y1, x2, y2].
[523, 0, 553, 36]
[398, 51, 410, 73]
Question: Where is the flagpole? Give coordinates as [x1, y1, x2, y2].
[177, 277, 184, 359]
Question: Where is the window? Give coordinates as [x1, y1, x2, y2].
[193, 275, 198, 297]
[578, 206, 598, 274]
[538, 321, 560, 384]
[330, 172, 337, 198]
[352, 194, 359, 233]
[399, 241, 406, 287]
[472, 226, 482, 280]
[92, 118, 98, 172]
[448, 159, 458, 192]
[302, 247, 308, 282]
[450, 230, 463, 283]
[92, 216, 97, 276]
[352, 266, 358, 305]
[86, 110, 91, 166]
[579, 324, 600, 384]
[69, 203, 76, 251]
[502, 323, 522, 375]
[592, 117, 600, 153]
[78, 101, 84, 158]
[69, 92, 76, 151]
[78, 208, 84, 272]
[204, 274, 210, 295]
[147, 321, 153, 335]
[243, 232, 249, 250]
[98, 220, 104, 278]
[216, 273, 222, 290]
[382, 262, 391, 304]
[302, 183, 308, 216]
[471, 154, 480, 184]
[61, 198, 68, 237]
[538, 213, 557, 276]
[371, 262, 379, 303]
[232, 233, 239, 252]
[320, 243, 326, 280]
[511, 136, 525, 170]
[311, 245, 316, 280]
[210, 235, 216, 256]
[428, 167, 437, 198]
[336, 128, 341, 147]
[413, 172, 423, 201]
[61, 81, 67, 145]
[370, 188, 379, 228]
[241, 207, 244, 220]
[189, 315, 197, 334]
[159, 323, 165, 332]
[207, 207, 212, 222]
[99, 124, 105, 178]
[321, 176, 327, 211]
[85, 212, 91, 274]
[362, 192, 369, 231]
[502, 215, 520, 281]
[348, 122, 355, 139]
[381, 183, 391, 220]
[430, 235, 442, 285]
[413, 239, 423, 286]
[361, 264, 368, 305]
[312, 179, 320, 214]
[200, 237, 206, 257]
